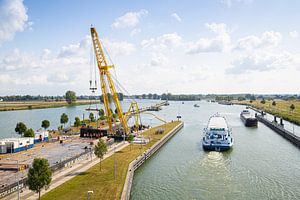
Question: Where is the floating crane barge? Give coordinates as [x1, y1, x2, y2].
[80, 27, 168, 139]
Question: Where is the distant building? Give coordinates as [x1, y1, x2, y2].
[0, 99, 3, 102]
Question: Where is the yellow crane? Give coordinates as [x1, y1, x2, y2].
[90, 27, 129, 135]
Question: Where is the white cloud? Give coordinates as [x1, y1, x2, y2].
[0, 0, 30, 45]
[236, 31, 281, 51]
[111, 9, 148, 29]
[130, 28, 141, 37]
[289, 30, 299, 38]
[102, 39, 136, 56]
[186, 23, 231, 54]
[226, 51, 293, 74]
[47, 73, 70, 83]
[141, 32, 182, 50]
[0, 49, 41, 71]
[150, 53, 168, 66]
[171, 13, 182, 22]
[0, 74, 11, 83]
[221, 0, 253, 7]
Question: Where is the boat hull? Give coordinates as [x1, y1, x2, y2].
[202, 144, 232, 151]
[240, 114, 258, 127]
[202, 138, 233, 151]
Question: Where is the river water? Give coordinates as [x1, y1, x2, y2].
[131, 101, 300, 200]
[0, 99, 163, 138]
[0, 100, 299, 199]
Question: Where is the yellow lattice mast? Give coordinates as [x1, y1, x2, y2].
[90, 27, 129, 135]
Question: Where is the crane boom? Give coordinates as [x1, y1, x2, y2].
[90, 27, 129, 134]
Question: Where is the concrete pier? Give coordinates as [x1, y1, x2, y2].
[256, 114, 300, 148]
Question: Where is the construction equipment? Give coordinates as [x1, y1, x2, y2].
[90, 27, 129, 135]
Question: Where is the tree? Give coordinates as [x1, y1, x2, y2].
[65, 90, 76, 104]
[28, 158, 52, 200]
[15, 122, 27, 135]
[127, 134, 134, 151]
[94, 140, 107, 171]
[60, 113, 69, 127]
[272, 101, 276, 106]
[260, 99, 266, 104]
[74, 117, 81, 127]
[290, 104, 295, 112]
[99, 109, 105, 117]
[237, 97, 246, 101]
[41, 120, 50, 130]
[24, 128, 35, 137]
[89, 112, 95, 122]
[161, 93, 167, 100]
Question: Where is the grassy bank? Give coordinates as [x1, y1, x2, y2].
[0, 100, 98, 112]
[235, 100, 300, 125]
[42, 121, 181, 200]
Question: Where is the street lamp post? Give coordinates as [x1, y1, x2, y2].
[114, 146, 116, 180]
[87, 191, 93, 200]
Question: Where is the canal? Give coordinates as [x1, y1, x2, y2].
[131, 101, 300, 200]
[0, 100, 299, 199]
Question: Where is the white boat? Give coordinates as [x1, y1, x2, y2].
[202, 113, 233, 151]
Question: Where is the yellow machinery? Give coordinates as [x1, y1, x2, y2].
[90, 27, 129, 135]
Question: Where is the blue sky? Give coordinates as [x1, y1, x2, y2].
[0, 0, 300, 95]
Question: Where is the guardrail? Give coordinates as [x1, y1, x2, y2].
[121, 121, 184, 200]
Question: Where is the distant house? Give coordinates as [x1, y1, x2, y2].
[0, 99, 3, 102]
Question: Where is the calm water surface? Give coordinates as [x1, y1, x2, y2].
[0, 100, 299, 199]
[131, 101, 300, 200]
[0, 99, 159, 138]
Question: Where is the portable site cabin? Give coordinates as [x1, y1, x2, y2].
[0, 138, 34, 154]
[34, 130, 49, 143]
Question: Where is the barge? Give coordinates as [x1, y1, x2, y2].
[240, 109, 258, 127]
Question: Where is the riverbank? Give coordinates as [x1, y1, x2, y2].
[0, 100, 98, 112]
[234, 100, 300, 125]
[41, 121, 181, 200]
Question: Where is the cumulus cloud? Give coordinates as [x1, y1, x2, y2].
[186, 23, 231, 54]
[221, 0, 253, 7]
[102, 39, 136, 56]
[111, 9, 148, 29]
[0, 34, 136, 89]
[130, 28, 141, 37]
[289, 30, 299, 38]
[150, 53, 168, 66]
[171, 13, 182, 22]
[141, 32, 182, 50]
[236, 31, 281, 51]
[0, 49, 41, 71]
[226, 51, 293, 74]
[0, 0, 30, 45]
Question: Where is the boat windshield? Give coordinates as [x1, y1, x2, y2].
[210, 128, 225, 131]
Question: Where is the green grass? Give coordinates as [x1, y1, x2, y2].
[0, 100, 97, 112]
[235, 99, 300, 125]
[42, 121, 181, 200]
